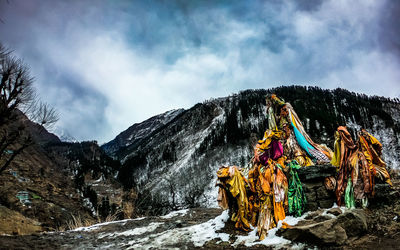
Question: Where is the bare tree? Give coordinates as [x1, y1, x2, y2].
[0, 42, 59, 174]
[0, 45, 35, 121]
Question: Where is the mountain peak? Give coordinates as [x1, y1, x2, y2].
[101, 108, 185, 157]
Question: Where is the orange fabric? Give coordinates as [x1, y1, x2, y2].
[335, 126, 357, 206]
[359, 133, 392, 186]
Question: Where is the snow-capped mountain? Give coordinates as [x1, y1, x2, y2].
[102, 86, 400, 214]
[53, 126, 78, 143]
[102, 109, 185, 158]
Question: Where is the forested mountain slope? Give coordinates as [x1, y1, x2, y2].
[102, 86, 400, 214]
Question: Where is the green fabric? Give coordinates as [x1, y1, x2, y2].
[345, 177, 356, 209]
[288, 160, 307, 217]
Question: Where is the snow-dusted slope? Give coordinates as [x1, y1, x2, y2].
[102, 109, 184, 158]
[105, 87, 400, 213]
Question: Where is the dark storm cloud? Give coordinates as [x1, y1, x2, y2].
[378, 0, 400, 58]
[0, 0, 399, 142]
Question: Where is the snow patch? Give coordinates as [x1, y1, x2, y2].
[123, 210, 230, 249]
[190, 209, 230, 246]
[160, 209, 189, 219]
[233, 213, 308, 247]
[98, 222, 163, 239]
[73, 219, 133, 232]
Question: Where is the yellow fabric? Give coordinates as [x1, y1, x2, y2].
[294, 149, 314, 167]
[291, 113, 298, 130]
[257, 196, 274, 240]
[273, 200, 286, 227]
[331, 131, 341, 168]
[359, 135, 392, 186]
[224, 167, 251, 231]
[257, 130, 283, 151]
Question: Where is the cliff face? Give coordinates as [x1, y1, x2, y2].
[102, 86, 400, 214]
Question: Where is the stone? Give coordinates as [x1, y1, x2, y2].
[305, 190, 317, 202]
[327, 207, 343, 216]
[316, 186, 330, 199]
[314, 215, 333, 222]
[370, 184, 400, 208]
[278, 209, 368, 246]
[318, 199, 334, 209]
[336, 210, 367, 238]
[306, 202, 318, 212]
[303, 181, 321, 192]
[297, 164, 337, 181]
[304, 210, 323, 220]
[279, 219, 347, 245]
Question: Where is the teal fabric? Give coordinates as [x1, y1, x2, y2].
[292, 122, 315, 156]
[288, 160, 307, 217]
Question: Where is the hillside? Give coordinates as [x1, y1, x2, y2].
[0, 111, 131, 233]
[102, 86, 400, 214]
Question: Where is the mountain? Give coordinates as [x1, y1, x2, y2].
[102, 86, 400, 215]
[53, 127, 78, 143]
[102, 109, 185, 158]
[0, 111, 131, 233]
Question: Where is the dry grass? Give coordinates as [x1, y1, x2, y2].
[123, 202, 135, 219]
[103, 209, 123, 223]
[66, 214, 93, 231]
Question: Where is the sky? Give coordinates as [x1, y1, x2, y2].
[0, 0, 399, 143]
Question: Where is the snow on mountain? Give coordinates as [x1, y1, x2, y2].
[53, 126, 78, 143]
[103, 86, 400, 214]
[102, 109, 185, 158]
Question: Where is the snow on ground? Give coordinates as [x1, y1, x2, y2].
[98, 222, 164, 239]
[124, 210, 230, 249]
[160, 209, 188, 219]
[73, 218, 142, 232]
[232, 213, 308, 248]
[72, 206, 359, 249]
[190, 210, 230, 246]
[70, 202, 362, 249]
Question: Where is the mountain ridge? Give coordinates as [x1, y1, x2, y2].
[101, 86, 400, 214]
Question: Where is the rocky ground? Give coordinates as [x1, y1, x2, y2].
[1, 188, 399, 250]
[1, 176, 399, 249]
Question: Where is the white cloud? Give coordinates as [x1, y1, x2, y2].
[1, 0, 399, 142]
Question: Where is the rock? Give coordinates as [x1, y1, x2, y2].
[336, 210, 367, 238]
[297, 164, 337, 181]
[305, 190, 316, 203]
[298, 165, 337, 213]
[175, 220, 183, 228]
[314, 215, 333, 222]
[306, 202, 318, 211]
[316, 186, 330, 199]
[279, 219, 347, 245]
[370, 184, 400, 208]
[318, 199, 334, 209]
[327, 207, 342, 216]
[278, 209, 368, 246]
[304, 210, 323, 220]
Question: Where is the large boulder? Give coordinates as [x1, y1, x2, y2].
[297, 164, 337, 181]
[298, 164, 337, 211]
[278, 209, 367, 246]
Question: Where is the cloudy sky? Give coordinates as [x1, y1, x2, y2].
[0, 0, 399, 143]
